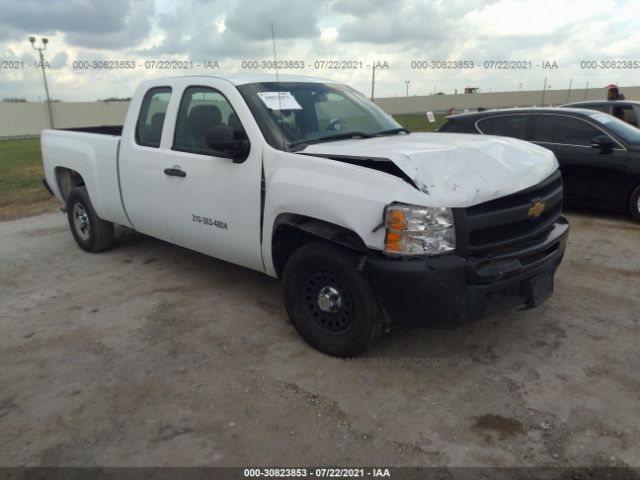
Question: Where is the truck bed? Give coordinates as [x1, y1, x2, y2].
[60, 125, 123, 136]
[41, 128, 131, 228]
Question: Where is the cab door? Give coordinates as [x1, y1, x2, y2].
[529, 113, 628, 208]
[119, 85, 174, 242]
[152, 81, 265, 272]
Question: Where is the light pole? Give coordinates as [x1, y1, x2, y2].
[29, 36, 54, 128]
[370, 64, 376, 101]
[566, 78, 572, 103]
[405, 80, 410, 97]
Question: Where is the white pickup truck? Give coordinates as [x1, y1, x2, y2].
[41, 74, 569, 356]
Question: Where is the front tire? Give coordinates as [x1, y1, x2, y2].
[66, 187, 114, 252]
[282, 242, 384, 357]
[629, 184, 640, 223]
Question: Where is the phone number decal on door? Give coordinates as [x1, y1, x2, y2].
[192, 214, 228, 229]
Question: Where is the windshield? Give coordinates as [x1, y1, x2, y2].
[588, 111, 640, 144]
[237, 82, 403, 151]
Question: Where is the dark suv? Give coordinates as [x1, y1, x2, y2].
[439, 108, 640, 221]
[562, 100, 640, 128]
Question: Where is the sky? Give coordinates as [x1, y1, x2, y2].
[1, 0, 639, 102]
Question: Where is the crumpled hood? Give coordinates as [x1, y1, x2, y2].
[301, 132, 559, 207]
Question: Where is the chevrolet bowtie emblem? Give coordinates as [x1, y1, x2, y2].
[528, 201, 546, 218]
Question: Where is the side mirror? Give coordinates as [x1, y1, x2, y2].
[590, 135, 615, 152]
[205, 125, 250, 163]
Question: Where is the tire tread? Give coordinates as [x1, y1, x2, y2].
[67, 186, 114, 252]
[629, 184, 640, 223]
[282, 241, 383, 357]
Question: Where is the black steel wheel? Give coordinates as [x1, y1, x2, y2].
[302, 271, 353, 333]
[282, 242, 384, 357]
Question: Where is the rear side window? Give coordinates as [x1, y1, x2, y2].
[476, 115, 529, 139]
[174, 86, 245, 155]
[136, 87, 172, 148]
[583, 104, 611, 114]
[533, 115, 602, 146]
[439, 121, 459, 133]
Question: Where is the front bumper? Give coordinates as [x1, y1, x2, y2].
[362, 217, 569, 327]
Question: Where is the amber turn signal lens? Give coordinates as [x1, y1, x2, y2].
[384, 231, 402, 251]
[388, 209, 406, 231]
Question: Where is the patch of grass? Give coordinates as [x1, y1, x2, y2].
[0, 138, 58, 221]
[393, 113, 448, 132]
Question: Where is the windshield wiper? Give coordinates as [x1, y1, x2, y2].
[289, 131, 374, 151]
[375, 127, 410, 136]
[288, 128, 408, 152]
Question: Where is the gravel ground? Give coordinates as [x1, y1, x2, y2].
[0, 210, 638, 467]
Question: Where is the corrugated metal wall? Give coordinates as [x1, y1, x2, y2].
[1, 86, 639, 138]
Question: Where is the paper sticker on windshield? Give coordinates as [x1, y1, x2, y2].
[257, 91, 302, 110]
[591, 113, 612, 124]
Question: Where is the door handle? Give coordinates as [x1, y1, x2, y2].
[164, 167, 186, 178]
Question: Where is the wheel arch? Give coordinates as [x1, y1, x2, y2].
[54, 167, 86, 203]
[271, 213, 369, 278]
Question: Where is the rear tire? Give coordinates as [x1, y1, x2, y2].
[630, 184, 640, 223]
[282, 242, 384, 357]
[66, 187, 114, 252]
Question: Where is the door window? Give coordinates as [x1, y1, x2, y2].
[533, 115, 602, 146]
[136, 87, 172, 148]
[476, 115, 529, 139]
[634, 106, 640, 127]
[611, 105, 638, 127]
[174, 86, 246, 154]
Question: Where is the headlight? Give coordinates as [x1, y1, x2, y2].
[384, 203, 456, 256]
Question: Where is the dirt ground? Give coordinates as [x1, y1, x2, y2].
[1, 209, 638, 467]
